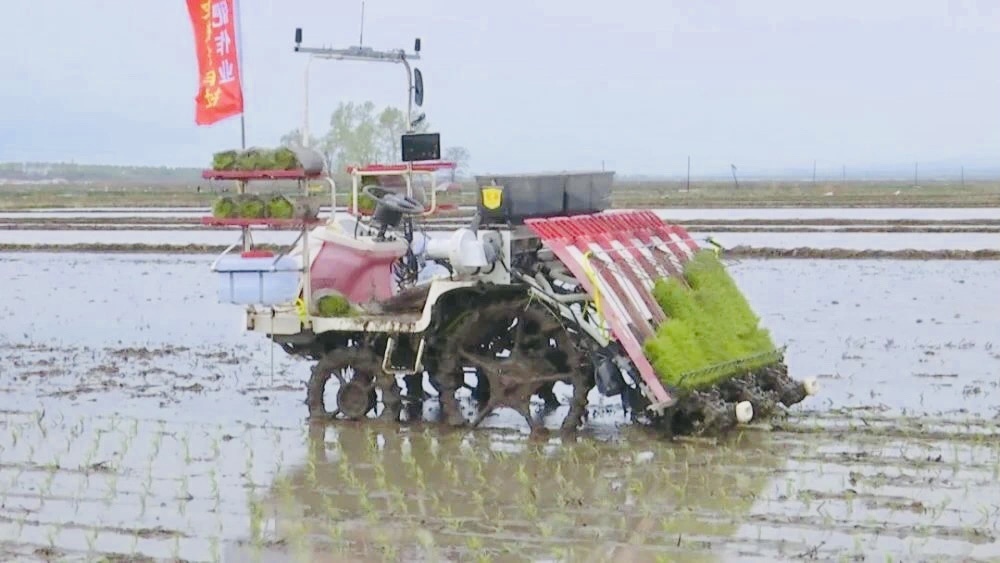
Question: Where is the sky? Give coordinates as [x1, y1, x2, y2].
[1, 0, 999, 177]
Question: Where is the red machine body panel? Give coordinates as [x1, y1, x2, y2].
[309, 237, 407, 304]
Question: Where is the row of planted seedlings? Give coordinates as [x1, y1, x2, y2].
[248, 423, 787, 561]
[0, 409, 308, 562]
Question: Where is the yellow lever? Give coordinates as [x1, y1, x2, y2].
[580, 250, 610, 340]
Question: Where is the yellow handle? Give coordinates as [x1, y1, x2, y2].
[706, 236, 724, 258]
[580, 250, 610, 340]
[295, 297, 307, 322]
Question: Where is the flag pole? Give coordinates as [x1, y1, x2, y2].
[234, 0, 246, 149]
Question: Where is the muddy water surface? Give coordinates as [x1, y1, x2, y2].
[655, 207, 1000, 221]
[731, 259, 1000, 419]
[0, 253, 998, 561]
[703, 231, 1000, 251]
[4, 205, 1000, 222]
[2, 229, 998, 253]
[0, 229, 301, 247]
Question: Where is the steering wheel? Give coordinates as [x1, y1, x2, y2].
[362, 185, 427, 215]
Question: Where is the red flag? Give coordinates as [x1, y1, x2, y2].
[187, 0, 244, 125]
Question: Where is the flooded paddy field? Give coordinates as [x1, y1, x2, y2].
[0, 252, 998, 561]
[701, 231, 1000, 251]
[4, 205, 1000, 222]
[0, 229, 300, 248]
[0, 224, 997, 254]
[0, 208, 212, 220]
[654, 207, 1000, 222]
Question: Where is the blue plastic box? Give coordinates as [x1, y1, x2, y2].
[215, 254, 301, 305]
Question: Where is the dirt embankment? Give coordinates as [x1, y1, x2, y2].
[691, 226, 1000, 233]
[679, 218, 1000, 226]
[723, 247, 1000, 260]
[2, 243, 999, 260]
[3, 222, 1000, 234]
[5, 215, 1000, 233]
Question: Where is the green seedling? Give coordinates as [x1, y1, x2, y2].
[322, 492, 341, 520]
[359, 493, 376, 520]
[86, 527, 99, 553]
[243, 449, 257, 484]
[374, 529, 398, 560]
[144, 461, 154, 493]
[643, 250, 777, 389]
[35, 411, 46, 439]
[152, 432, 163, 460]
[247, 493, 264, 545]
[210, 467, 220, 502]
[15, 513, 27, 537]
[465, 535, 484, 556]
[104, 472, 119, 507]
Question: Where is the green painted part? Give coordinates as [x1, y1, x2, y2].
[643, 250, 778, 390]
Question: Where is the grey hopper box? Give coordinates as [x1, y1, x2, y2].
[474, 171, 614, 224]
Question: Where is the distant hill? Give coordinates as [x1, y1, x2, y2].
[3, 157, 999, 186]
[618, 157, 1000, 182]
[0, 161, 203, 185]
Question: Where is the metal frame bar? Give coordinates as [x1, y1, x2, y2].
[677, 347, 787, 386]
[208, 170, 336, 330]
[293, 44, 421, 132]
[380, 336, 427, 376]
[350, 168, 439, 217]
[522, 210, 711, 410]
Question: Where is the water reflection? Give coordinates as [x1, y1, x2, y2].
[233, 421, 790, 562]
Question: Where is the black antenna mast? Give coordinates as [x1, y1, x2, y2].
[359, 1, 365, 46]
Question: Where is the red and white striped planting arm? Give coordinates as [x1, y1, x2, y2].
[524, 210, 701, 407]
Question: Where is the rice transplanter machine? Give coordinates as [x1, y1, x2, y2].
[204, 27, 817, 435]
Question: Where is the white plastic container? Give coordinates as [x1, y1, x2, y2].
[215, 254, 301, 305]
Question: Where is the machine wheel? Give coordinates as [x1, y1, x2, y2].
[421, 352, 467, 427]
[444, 298, 593, 433]
[336, 378, 377, 419]
[306, 347, 403, 422]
